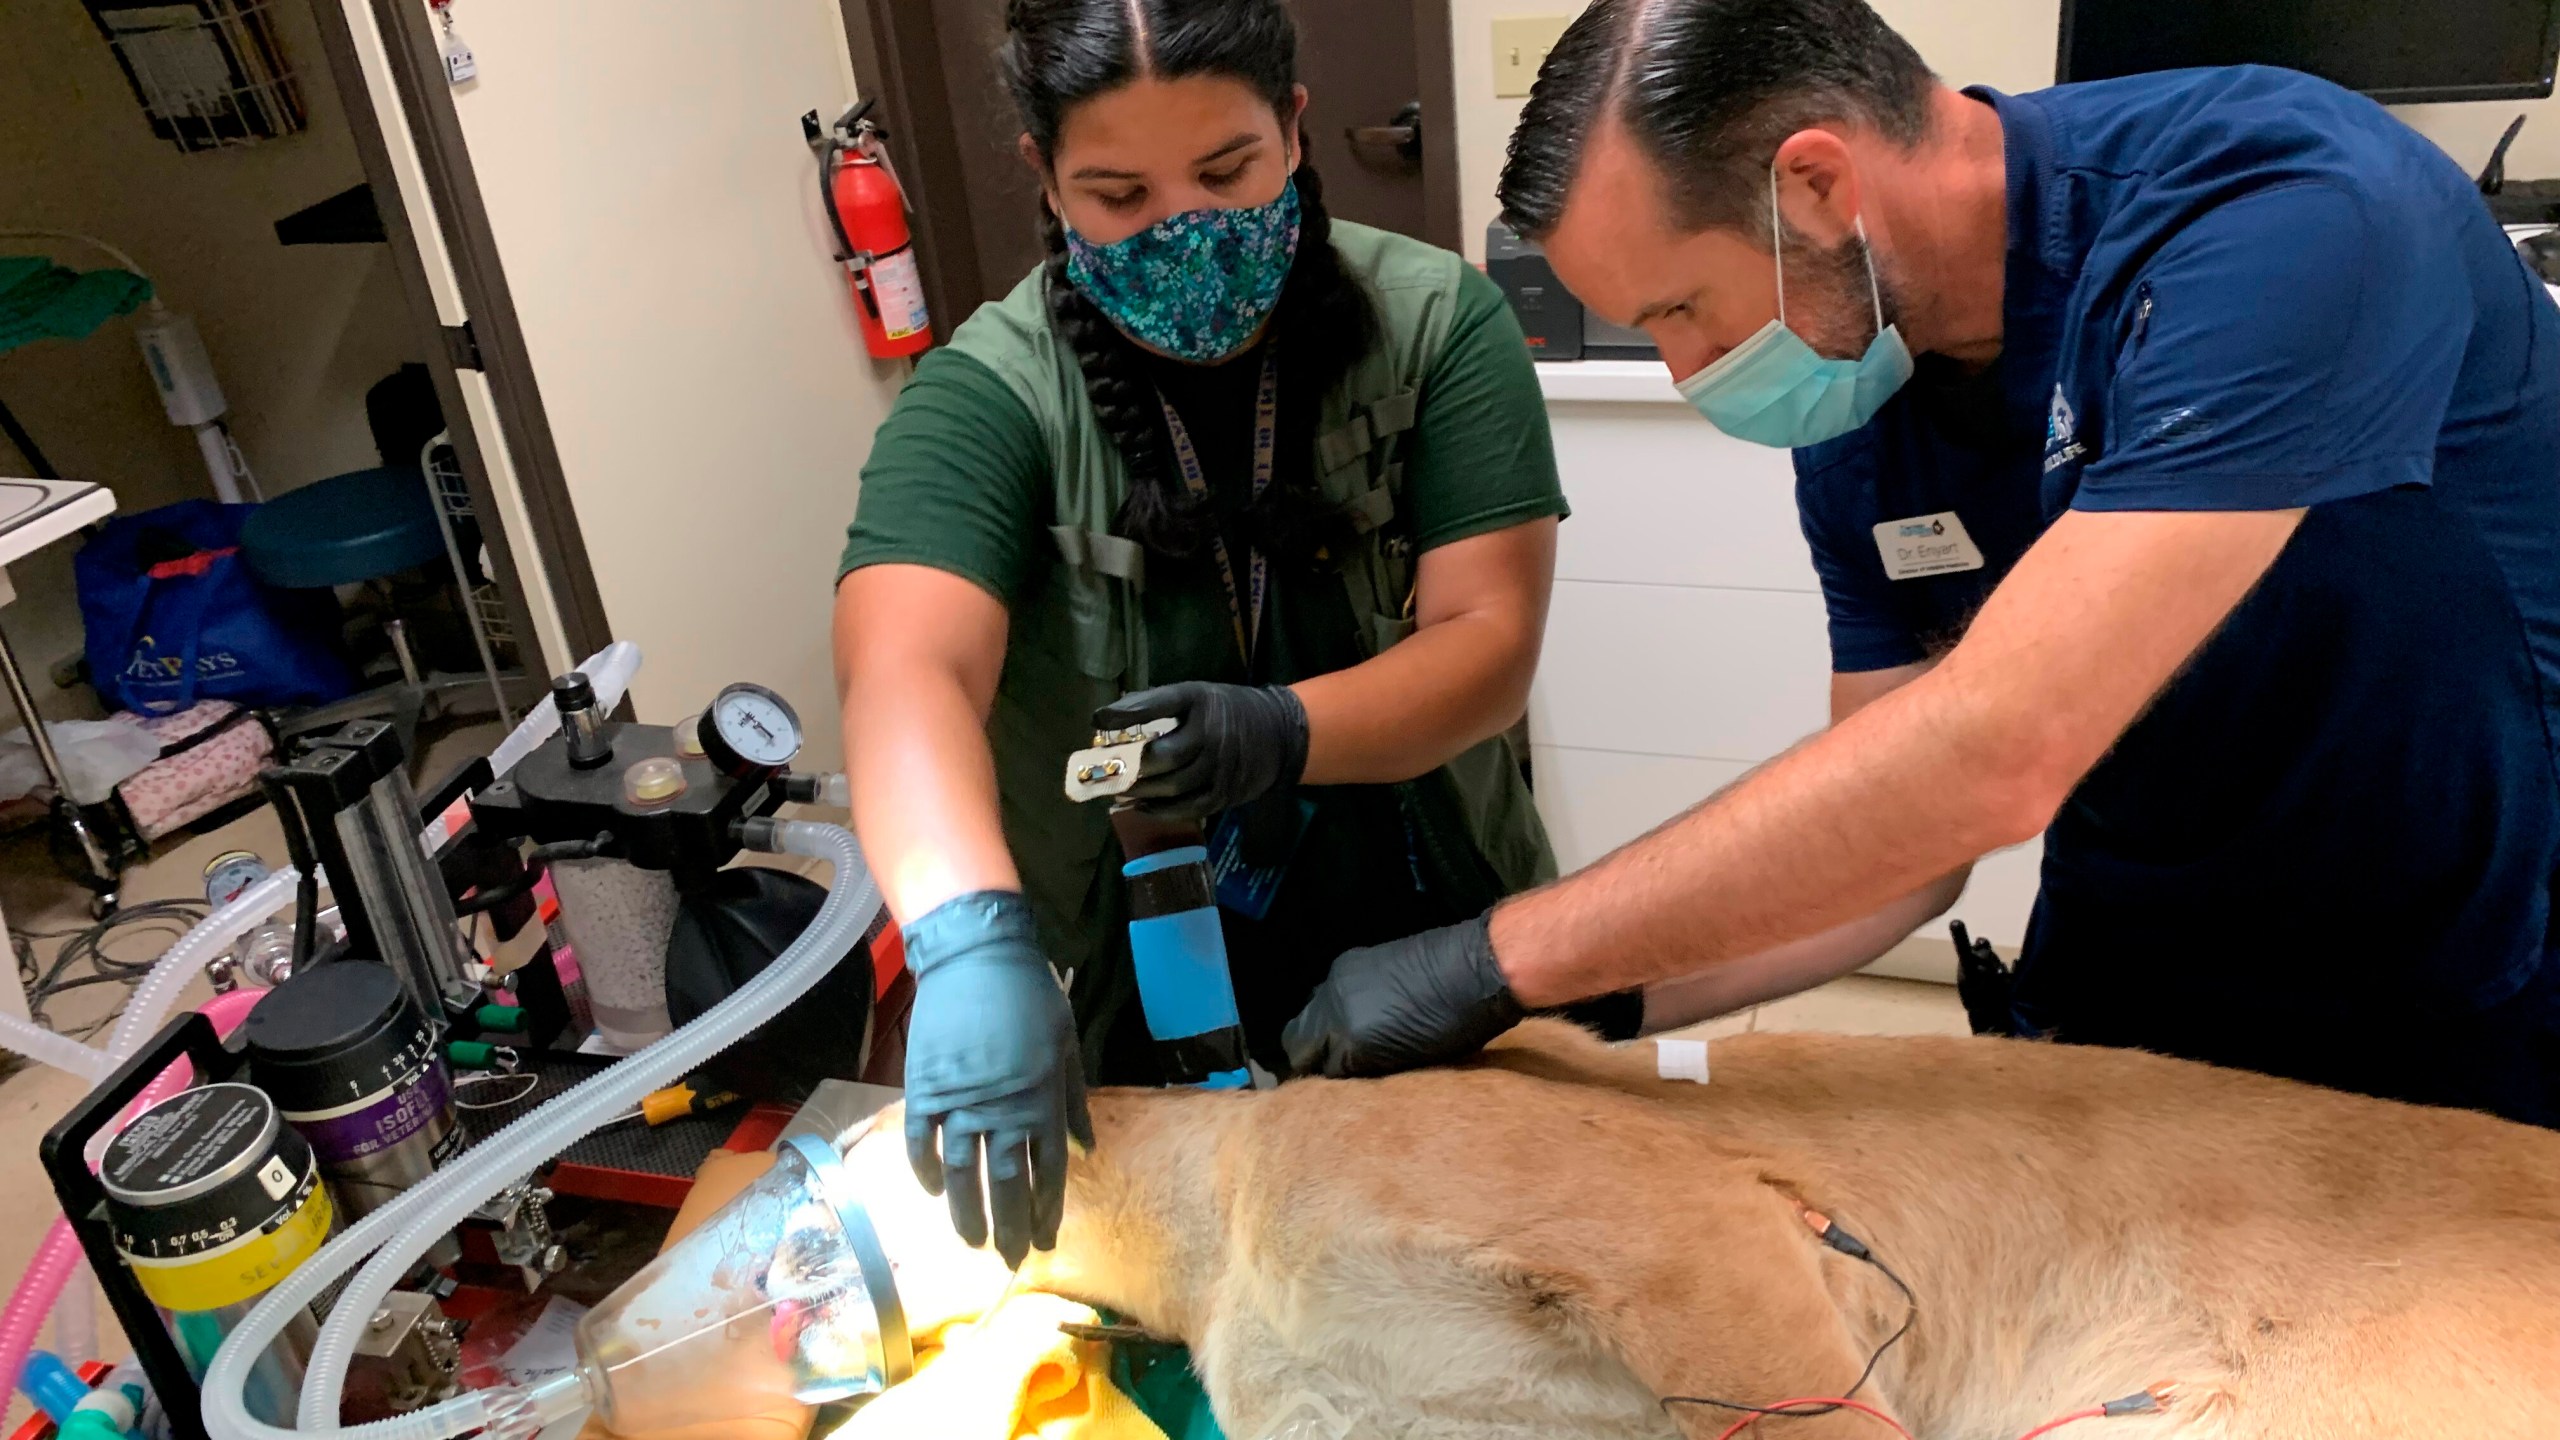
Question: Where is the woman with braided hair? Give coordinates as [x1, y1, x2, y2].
[834, 0, 1598, 1262]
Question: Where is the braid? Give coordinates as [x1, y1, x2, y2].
[1039, 204, 1210, 556]
[1245, 153, 1376, 567]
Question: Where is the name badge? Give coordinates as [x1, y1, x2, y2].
[1872, 511, 1985, 581]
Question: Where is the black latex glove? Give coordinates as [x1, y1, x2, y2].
[1282, 911, 1527, 1078]
[901, 890, 1093, 1268]
[1093, 681, 1309, 820]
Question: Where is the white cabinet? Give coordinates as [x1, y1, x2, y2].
[1529, 748, 1751, 874]
[1530, 582, 1831, 761]
[1547, 405, 1820, 591]
[1528, 362, 2042, 958]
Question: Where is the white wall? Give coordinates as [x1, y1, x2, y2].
[0, 0, 421, 707]
[1450, 0, 2560, 259]
[432, 0, 905, 767]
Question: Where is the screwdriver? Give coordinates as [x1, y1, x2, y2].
[604, 1080, 743, 1128]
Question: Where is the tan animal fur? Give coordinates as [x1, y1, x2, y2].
[844, 1021, 2560, 1440]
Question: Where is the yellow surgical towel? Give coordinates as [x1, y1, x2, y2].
[833, 1291, 1169, 1440]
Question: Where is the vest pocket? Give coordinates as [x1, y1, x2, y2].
[1369, 611, 1418, 652]
[1443, 733, 1558, 890]
[1062, 572, 1128, 681]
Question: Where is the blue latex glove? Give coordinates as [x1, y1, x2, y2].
[901, 890, 1093, 1267]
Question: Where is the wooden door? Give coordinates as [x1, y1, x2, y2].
[1295, 0, 1434, 241]
[928, 0, 1045, 313]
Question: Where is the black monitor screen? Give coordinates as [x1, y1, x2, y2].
[2057, 0, 2560, 103]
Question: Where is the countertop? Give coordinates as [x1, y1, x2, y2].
[1533, 358, 1682, 405]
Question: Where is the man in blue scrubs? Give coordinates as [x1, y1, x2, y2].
[1281, 0, 2560, 1124]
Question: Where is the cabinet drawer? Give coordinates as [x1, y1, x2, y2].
[1549, 402, 1818, 592]
[1530, 746, 1748, 871]
[1530, 581, 1830, 762]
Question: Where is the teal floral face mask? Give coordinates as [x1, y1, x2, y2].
[1064, 177, 1301, 362]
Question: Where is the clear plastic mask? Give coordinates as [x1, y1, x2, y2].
[575, 1133, 910, 1433]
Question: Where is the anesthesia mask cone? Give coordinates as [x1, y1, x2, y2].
[574, 1134, 911, 1433]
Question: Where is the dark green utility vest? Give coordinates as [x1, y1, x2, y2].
[943, 221, 1557, 1051]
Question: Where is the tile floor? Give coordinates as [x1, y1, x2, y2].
[0, 757, 1967, 1425]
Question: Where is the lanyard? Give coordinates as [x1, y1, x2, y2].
[1157, 346, 1280, 668]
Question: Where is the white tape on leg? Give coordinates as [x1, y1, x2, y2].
[1654, 1038, 1710, 1084]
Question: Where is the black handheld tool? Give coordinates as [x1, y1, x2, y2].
[1949, 920, 2015, 1037]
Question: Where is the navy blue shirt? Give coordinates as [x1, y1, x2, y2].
[1795, 68, 2560, 1124]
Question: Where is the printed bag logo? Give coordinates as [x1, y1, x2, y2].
[123, 633, 243, 685]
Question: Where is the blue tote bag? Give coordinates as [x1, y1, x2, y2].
[76, 500, 355, 715]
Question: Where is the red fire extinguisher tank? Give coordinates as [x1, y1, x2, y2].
[826, 136, 933, 359]
[808, 103, 933, 357]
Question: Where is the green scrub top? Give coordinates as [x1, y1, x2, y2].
[840, 262, 1566, 1080]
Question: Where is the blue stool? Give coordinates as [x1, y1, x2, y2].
[241, 466, 508, 751]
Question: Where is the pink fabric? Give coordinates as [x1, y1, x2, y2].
[110, 700, 271, 841]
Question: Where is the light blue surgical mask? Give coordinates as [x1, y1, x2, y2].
[1675, 168, 1914, 447]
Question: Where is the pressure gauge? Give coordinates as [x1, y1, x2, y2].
[700, 682, 803, 777]
[202, 850, 271, 908]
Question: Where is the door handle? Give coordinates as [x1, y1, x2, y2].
[1345, 101, 1423, 162]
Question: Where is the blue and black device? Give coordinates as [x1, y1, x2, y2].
[1111, 808, 1253, 1090]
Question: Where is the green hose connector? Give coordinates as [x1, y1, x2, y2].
[446, 1040, 503, 1069]
[474, 1004, 527, 1032]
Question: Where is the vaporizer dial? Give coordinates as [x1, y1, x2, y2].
[700, 682, 803, 777]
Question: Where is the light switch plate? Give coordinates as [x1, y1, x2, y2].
[1491, 15, 1573, 99]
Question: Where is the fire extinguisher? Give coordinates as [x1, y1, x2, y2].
[805, 99, 933, 359]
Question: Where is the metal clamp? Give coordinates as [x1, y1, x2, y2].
[1062, 718, 1177, 804]
[785, 1132, 914, 1388]
[467, 1177, 565, 1291]
[346, 1292, 462, 1420]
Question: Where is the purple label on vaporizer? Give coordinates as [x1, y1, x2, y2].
[285, 1063, 451, 1163]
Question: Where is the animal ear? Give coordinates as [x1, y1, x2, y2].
[1477, 1150, 1904, 1440]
